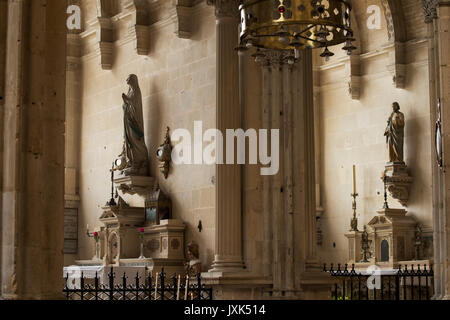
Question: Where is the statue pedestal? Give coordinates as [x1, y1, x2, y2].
[344, 230, 363, 264]
[114, 174, 155, 196]
[384, 162, 413, 207]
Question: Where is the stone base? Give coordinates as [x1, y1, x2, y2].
[383, 162, 413, 207]
[201, 271, 272, 300]
[120, 257, 185, 276]
[114, 174, 155, 196]
[75, 259, 103, 266]
[299, 271, 335, 300]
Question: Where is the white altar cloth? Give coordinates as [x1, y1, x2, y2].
[64, 265, 147, 288]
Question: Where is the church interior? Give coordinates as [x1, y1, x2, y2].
[0, 0, 449, 300]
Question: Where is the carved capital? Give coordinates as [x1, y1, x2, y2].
[207, 0, 239, 18]
[422, 0, 439, 23]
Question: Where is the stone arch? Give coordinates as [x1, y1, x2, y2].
[381, 0, 406, 43]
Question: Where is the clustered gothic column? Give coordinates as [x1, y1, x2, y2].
[207, 0, 246, 272]
[424, 0, 450, 300]
[1, 0, 66, 299]
[258, 50, 318, 297]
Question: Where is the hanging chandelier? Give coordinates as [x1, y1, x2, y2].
[239, 0, 356, 63]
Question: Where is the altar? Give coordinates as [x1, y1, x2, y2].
[66, 185, 187, 279]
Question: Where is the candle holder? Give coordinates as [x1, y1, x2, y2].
[138, 227, 146, 259]
[106, 161, 117, 207]
[350, 192, 359, 231]
[383, 174, 389, 209]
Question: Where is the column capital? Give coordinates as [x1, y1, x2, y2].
[207, 0, 240, 19]
[422, 0, 439, 23]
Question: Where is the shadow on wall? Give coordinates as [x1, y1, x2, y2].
[404, 107, 420, 209]
[146, 81, 161, 179]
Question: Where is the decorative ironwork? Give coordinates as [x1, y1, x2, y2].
[324, 263, 434, 300]
[63, 267, 213, 301]
[239, 0, 356, 62]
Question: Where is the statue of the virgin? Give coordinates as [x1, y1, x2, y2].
[117, 74, 149, 176]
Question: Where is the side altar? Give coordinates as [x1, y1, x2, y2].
[344, 103, 432, 270]
[65, 75, 188, 281]
[73, 188, 186, 277]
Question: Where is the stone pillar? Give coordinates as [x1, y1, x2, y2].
[424, 0, 450, 300]
[0, 0, 8, 293]
[256, 50, 319, 297]
[208, 0, 245, 272]
[1, 0, 66, 299]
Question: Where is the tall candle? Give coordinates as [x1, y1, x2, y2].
[184, 275, 189, 300]
[176, 274, 181, 300]
[352, 165, 356, 194]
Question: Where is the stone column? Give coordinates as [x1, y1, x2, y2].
[256, 50, 319, 297]
[0, 0, 8, 293]
[424, 0, 450, 300]
[1, 0, 66, 299]
[208, 0, 245, 272]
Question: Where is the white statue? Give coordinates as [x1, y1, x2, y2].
[118, 74, 149, 176]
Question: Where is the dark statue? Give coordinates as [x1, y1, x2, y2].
[384, 102, 405, 163]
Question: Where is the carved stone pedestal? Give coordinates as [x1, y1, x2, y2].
[114, 174, 155, 196]
[384, 162, 413, 207]
[345, 231, 363, 264]
[99, 204, 145, 265]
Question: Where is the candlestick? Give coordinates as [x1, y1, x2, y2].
[176, 275, 181, 300]
[350, 165, 359, 231]
[107, 162, 117, 206]
[383, 174, 389, 209]
[184, 275, 189, 300]
[155, 272, 159, 298]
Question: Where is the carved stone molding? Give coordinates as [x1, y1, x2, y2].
[95, 14, 114, 70]
[96, 41, 114, 70]
[422, 0, 439, 23]
[114, 175, 156, 196]
[206, 0, 239, 18]
[124, 0, 150, 55]
[386, 42, 406, 89]
[174, 4, 193, 39]
[381, 0, 395, 42]
[345, 55, 361, 100]
[383, 162, 413, 207]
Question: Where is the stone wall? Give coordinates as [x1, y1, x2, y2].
[73, 0, 217, 269]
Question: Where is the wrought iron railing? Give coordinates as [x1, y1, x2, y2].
[323, 263, 433, 300]
[63, 268, 213, 301]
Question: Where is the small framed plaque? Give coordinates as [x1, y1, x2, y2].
[144, 188, 172, 226]
[64, 208, 78, 254]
